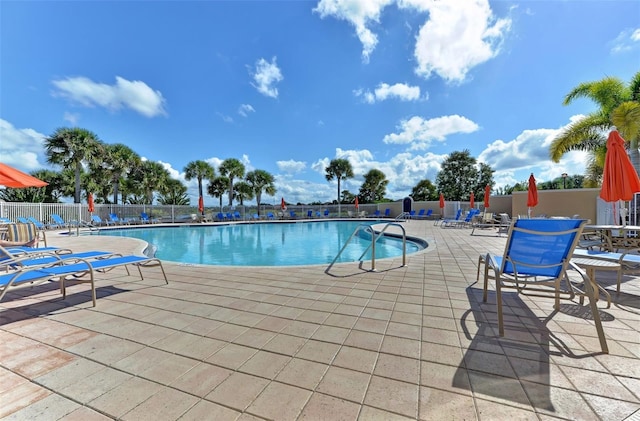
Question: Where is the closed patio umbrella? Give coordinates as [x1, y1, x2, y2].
[527, 173, 538, 218]
[88, 193, 95, 213]
[439, 193, 445, 219]
[355, 196, 359, 210]
[0, 163, 48, 188]
[281, 197, 287, 211]
[600, 130, 640, 224]
[469, 192, 475, 209]
[484, 185, 491, 209]
[198, 195, 204, 214]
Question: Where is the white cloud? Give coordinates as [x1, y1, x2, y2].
[478, 119, 589, 188]
[51, 76, 167, 117]
[63, 112, 79, 125]
[314, 0, 394, 62]
[216, 112, 233, 123]
[277, 160, 307, 174]
[0, 119, 49, 171]
[354, 82, 422, 103]
[610, 27, 640, 54]
[401, 0, 511, 83]
[382, 115, 480, 150]
[250, 57, 283, 98]
[238, 104, 255, 117]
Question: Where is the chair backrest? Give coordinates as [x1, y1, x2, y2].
[27, 217, 44, 228]
[307, 210, 313, 217]
[384, 209, 391, 216]
[417, 209, 425, 216]
[51, 214, 65, 224]
[141, 212, 149, 219]
[17, 217, 29, 224]
[109, 213, 120, 221]
[5, 223, 38, 243]
[426, 209, 433, 216]
[501, 218, 586, 278]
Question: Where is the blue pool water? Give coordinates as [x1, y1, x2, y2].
[95, 221, 424, 266]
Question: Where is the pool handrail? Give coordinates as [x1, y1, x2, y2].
[326, 222, 407, 273]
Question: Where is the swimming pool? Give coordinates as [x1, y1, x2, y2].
[95, 221, 425, 266]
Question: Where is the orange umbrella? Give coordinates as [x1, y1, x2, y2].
[198, 195, 204, 214]
[469, 192, 475, 209]
[355, 196, 359, 210]
[281, 197, 287, 211]
[484, 185, 491, 209]
[527, 173, 538, 217]
[439, 193, 445, 218]
[88, 193, 95, 213]
[600, 130, 640, 224]
[0, 163, 48, 188]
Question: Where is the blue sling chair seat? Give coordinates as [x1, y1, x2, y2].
[479, 218, 608, 353]
[0, 254, 168, 307]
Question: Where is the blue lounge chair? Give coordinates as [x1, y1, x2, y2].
[384, 209, 391, 217]
[140, 212, 159, 224]
[234, 211, 242, 221]
[109, 213, 126, 225]
[289, 210, 297, 219]
[440, 209, 463, 227]
[0, 254, 168, 307]
[267, 212, 275, 220]
[0, 246, 119, 271]
[480, 218, 608, 353]
[415, 209, 425, 219]
[90, 215, 113, 226]
[316, 211, 322, 218]
[27, 217, 47, 230]
[373, 210, 381, 218]
[50, 214, 69, 229]
[307, 210, 313, 218]
[424, 209, 433, 219]
[0, 217, 11, 224]
[323, 209, 330, 217]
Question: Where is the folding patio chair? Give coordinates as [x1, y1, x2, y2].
[480, 218, 608, 353]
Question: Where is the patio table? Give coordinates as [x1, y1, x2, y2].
[571, 257, 620, 308]
[584, 224, 640, 252]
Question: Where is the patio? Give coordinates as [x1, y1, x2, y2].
[1, 220, 639, 420]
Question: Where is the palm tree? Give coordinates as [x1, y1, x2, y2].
[207, 176, 229, 211]
[325, 158, 354, 216]
[219, 158, 245, 207]
[234, 181, 254, 206]
[44, 127, 103, 203]
[157, 178, 190, 205]
[245, 169, 276, 216]
[550, 72, 640, 184]
[104, 143, 141, 204]
[130, 160, 170, 204]
[184, 160, 215, 216]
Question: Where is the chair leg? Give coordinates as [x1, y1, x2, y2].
[583, 271, 609, 354]
[495, 275, 504, 336]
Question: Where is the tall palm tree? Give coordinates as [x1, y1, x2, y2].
[550, 72, 640, 184]
[130, 160, 170, 204]
[207, 176, 229, 211]
[325, 158, 354, 216]
[44, 127, 103, 203]
[104, 143, 141, 204]
[233, 181, 254, 206]
[157, 178, 190, 205]
[184, 160, 215, 216]
[245, 169, 276, 215]
[219, 158, 245, 207]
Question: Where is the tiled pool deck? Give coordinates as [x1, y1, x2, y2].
[1, 220, 639, 420]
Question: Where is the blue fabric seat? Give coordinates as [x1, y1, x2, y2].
[479, 218, 608, 353]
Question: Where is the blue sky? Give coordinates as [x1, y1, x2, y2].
[1, 0, 639, 206]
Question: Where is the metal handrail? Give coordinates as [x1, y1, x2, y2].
[325, 222, 407, 273]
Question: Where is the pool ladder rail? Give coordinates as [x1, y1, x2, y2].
[326, 222, 407, 273]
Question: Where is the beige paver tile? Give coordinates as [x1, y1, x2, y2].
[418, 386, 476, 421]
[232, 327, 277, 348]
[170, 362, 232, 397]
[121, 386, 199, 421]
[521, 381, 599, 420]
[466, 370, 530, 409]
[263, 333, 308, 356]
[374, 353, 420, 384]
[353, 317, 388, 334]
[316, 366, 371, 403]
[179, 399, 241, 420]
[206, 343, 258, 370]
[59, 405, 114, 420]
[2, 343, 76, 378]
[65, 334, 145, 365]
[311, 325, 351, 344]
[140, 353, 199, 384]
[581, 393, 640, 421]
[205, 372, 269, 411]
[246, 381, 312, 421]
[60, 367, 132, 404]
[421, 361, 471, 396]
[299, 392, 361, 420]
[358, 405, 415, 420]
[2, 393, 81, 421]
[363, 375, 418, 419]
[295, 339, 341, 364]
[112, 347, 173, 374]
[475, 397, 537, 420]
[239, 350, 291, 379]
[276, 358, 329, 390]
[421, 341, 465, 366]
[0, 381, 51, 419]
[380, 336, 421, 359]
[344, 330, 384, 351]
[333, 346, 378, 373]
[89, 376, 162, 418]
[35, 358, 105, 391]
